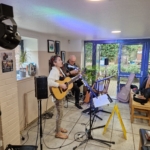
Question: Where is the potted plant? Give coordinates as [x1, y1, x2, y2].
[82, 66, 100, 94]
[19, 50, 28, 77]
[84, 65, 100, 85]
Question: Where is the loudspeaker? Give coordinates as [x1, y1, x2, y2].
[104, 58, 109, 65]
[0, 3, 14, 18]
[0, 4, 21, 50]
[35, 76, 48, 99]
[55, 41, 60, 55]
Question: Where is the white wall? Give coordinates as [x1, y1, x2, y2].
[67, 39, 84, 52]
[0, 48, 20, 148]
[18, 28, 69, 52]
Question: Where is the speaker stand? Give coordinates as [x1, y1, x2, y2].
[38, 99, 43, 150]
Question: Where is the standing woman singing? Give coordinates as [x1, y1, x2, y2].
[48, 55, 68, 139]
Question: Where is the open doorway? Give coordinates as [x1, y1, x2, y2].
[84, 42, 119, 97]
[96, 44, 119, 97]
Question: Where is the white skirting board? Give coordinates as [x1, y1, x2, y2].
[24, 90, 53, 128]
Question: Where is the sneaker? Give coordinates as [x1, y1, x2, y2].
[75, 104, 83, 109]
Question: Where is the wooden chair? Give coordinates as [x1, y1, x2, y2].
[93, 78, 110, 95]
[130, 76, 150, 125]
[130, 92, 150, 126]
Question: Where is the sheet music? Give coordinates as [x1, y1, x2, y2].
[93, 94, 113, 108]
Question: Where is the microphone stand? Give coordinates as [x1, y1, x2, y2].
[73, 79, 115, 150]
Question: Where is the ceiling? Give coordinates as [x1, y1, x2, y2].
[1, 0, 150, 40]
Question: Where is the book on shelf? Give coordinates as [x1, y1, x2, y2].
[140, 129, 150, 146]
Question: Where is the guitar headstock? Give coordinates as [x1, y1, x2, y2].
[71, 68, 86, 82]
[78, 68, 86, 78]
[77, 68, 87, 78]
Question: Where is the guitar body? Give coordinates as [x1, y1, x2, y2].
[117, 73, 135, 102]
[50, 77, 73, 100]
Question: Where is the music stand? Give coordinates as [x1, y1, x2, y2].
[82, 76, 113, 119]
[93, 77, 112, 115]
[73, 78, 115, 150]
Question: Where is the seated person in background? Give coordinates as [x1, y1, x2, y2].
[64, 55, 83, 109]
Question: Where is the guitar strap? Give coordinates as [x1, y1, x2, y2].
[60, 68, 66, 77]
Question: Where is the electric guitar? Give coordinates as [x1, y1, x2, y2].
[50, 74, 82, 100]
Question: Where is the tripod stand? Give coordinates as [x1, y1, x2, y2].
[73, 79, 115, 150]
[82, 90, 103, 120]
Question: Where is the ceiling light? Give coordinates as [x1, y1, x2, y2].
[111, 30, 121, 33]
[89, 0, 103, 1]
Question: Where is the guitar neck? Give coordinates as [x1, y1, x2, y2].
[68, 75, 80, 85]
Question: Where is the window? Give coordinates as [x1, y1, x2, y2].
[15, 37, 38, 79]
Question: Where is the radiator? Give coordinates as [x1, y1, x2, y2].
[24, 90, 53, 128]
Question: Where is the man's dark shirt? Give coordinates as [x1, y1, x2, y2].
[63, 61, 79, 78]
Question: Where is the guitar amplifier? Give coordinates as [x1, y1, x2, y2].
[34, 76, 48, 99]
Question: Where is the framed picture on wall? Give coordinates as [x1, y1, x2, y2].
[1, 52, 13, 73]
[47, 40, 55, 53]
[61, 51, 66, 63]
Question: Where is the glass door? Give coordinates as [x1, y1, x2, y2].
[84, 39, 150, 97]
[96, 43, 119, 97]
[118, 43, 145, 92]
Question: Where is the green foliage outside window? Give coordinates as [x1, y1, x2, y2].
[100, 64, 140, 78]
[84, 43, 142, 81]
[99, 44, 119, 62]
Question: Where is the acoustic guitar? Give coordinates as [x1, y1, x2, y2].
[50, 74, 82, 100]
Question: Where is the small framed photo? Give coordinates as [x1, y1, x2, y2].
[61, 51, 66, 63]
[1, 52, 13, 73]
[47, 40, 55, 53]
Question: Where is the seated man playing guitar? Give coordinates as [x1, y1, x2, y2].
[64, 55, 83, 109]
